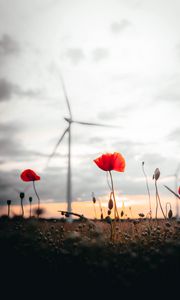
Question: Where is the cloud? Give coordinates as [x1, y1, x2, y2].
[139, 153, 165, 166]
[0, 170, 19, 201]
[0, 34, 20, 56]
[168, 128, 180, 142]
[65, 48, 85, 64]
[110, 19, 132, 34]
[98, 109, 125, 122]
[156, 75, 180, 103]
[92, 48, 109, 62]
[0, 78, 40, 101]
[157, 91, 180, 102]
[0, 123, 47, 162]
[176, 42, 180, 59]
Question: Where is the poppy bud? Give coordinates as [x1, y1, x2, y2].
[92, 197, 96, 204]
[153, 168, 160, 181]
[107, 209, 111, 215]
[7, 200, 11, 206]
[29, 197, 32, 203]
[105, 216, 112, 224]
[168, 209, 173, 219]
[121, 210, 124, 217]
[108, 198, 113, 210]
[20, 192, 25, 199]
[139, 213, 145, 218]
[101, 213, 103, 220]
[142, 161, 144, 166]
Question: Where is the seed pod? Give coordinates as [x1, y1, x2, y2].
[7, 200, 11, 206]
[108, 198, 113, 210]
[168, 209, 173, 219]
[29, 196, 32, 203]
[92, 197, 96, 204]
[121, 210, 124, 217]
[105, 216, 112, 224]
[138, 213, 145, 218]
[100, 213, 103, 220]
[20, 192, 25, 199]
[153, 168, 160, 181]
[107, 209, 111, 215]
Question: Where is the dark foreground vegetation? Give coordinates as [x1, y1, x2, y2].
[0, 216, 180, 297]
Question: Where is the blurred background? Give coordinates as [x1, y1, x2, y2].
[0, 0, 180, 217]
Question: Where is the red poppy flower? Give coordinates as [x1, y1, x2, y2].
[20, 169, 40, 182]
[178, 186, 180, 195]
[94, 152, 125, 172]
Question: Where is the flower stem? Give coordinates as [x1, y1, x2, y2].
[21, 199, 24, 217]
[155, 180, 166, 219]
[30, 202, 31, 218]
[33, 181, 40, 218]
[93, 203, 97, 219]
[109, 171, 119, 219]
[8, 204, 10, 218]
[155, 187, 158, 220]
[142, 163, 152, 218]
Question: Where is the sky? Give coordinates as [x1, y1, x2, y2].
[0, 0, 180, 218]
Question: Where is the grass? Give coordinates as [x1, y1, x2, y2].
[0, 216, 180, 296]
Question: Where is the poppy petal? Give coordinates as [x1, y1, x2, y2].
[94, 152, 125, 172]
[112, 152, 125, 172]
[20, 169, 40, 182]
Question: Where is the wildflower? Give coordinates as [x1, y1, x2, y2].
[20, 169, 41, 218]
[20, 169, 40, 182]
[94, 152, 125, 172]
[94, 152, 125, 241]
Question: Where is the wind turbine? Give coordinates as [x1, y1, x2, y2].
[163, 164, 180, 219]
[46, 75, 121, 214]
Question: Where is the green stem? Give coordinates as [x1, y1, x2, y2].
[155, 180, 166, 219]
[109, 171, 119, 219]
[30, 202, 31, 218]
[21, 199, 24, 217]
[93, 203, 97, 219]
[8, 204, 10, 218]
[142, 163, 152, 218]
[33, 181, 40, 217]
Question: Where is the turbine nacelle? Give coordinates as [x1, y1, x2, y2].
[64, 117, 72, 124]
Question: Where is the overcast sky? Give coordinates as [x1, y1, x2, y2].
[0, 0, 180, 211]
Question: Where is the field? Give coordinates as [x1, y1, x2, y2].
[0, 216, 180, 297]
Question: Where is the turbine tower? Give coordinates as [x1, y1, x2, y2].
[46, 75, 120, 214]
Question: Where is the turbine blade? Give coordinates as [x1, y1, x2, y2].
[59, 74, 72, 119]
[72, 120, 120, 128]
[164, 185, 180, 199]
[46, 127, 69, 167]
